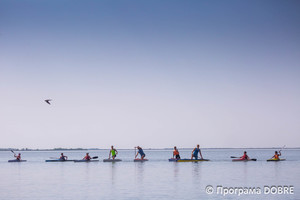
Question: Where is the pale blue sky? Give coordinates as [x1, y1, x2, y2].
[0, 0, 300, 148]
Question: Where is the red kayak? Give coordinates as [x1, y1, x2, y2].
[232, 158, 257, 162]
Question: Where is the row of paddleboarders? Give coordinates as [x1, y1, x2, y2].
[9, 145, 284, 162]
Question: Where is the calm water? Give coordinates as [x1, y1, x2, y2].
[0, 149, 299, 200]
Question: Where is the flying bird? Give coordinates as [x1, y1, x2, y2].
[45, 99, 52, 105]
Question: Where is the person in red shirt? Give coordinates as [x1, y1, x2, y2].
[83, 153, 91, 160]
[173, 146, 180, 160]
[240, 151, 250, 160]
[15, 153, 21, 160]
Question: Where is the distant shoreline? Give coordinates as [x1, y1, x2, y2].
[1, 147, 299, 151]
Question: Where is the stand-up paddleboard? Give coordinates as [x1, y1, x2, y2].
[232, 158, 257, 162]
[176, 159, 209, 162]
[103, 159, 122, 162]
[267, 158, 286, 162]
[134, 159, 148, 162]
[8, 159, 27, 162]
[74, 160, 99, 163]
[45, 160, 75, 162]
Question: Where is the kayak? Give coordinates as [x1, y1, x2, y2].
[45, 160, 75, 162]
[169, 158, 178, 162]
[232, 158, 257, 162]
[8, 159, 27, 162]
[74, 160, 99, 162]
[134, 159, 148, 162]
[267, 158, 286, 162]
[103, 159, 122, 162]
[176, 159, 210, 162]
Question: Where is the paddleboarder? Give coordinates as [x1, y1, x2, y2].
[59, 153, 68, 161]
[191, 144, 203, 160]
[83, 153, 91, 161]
[135, 146, 146, 160]
[173, 146, 180, 160]
[109, 146, 118, 160]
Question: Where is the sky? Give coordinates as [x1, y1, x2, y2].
[0, 0, 299, 149]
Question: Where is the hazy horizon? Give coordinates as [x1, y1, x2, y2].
[1, 0, 299, 149]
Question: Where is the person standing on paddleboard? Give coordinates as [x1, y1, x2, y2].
[191, 144, 203, 160]
[173, 146, 180, 160]
[135, 146, 146, 159]
[59, 153, 68, 161]
[109, 146, 118, 160]
[83, 153, 91, 160]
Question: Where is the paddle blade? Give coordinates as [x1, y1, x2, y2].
[92, 156, 98, 159]
[230, 156, 238, 158]
[251, 159, 257, 161]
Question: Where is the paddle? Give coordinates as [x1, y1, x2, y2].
[279, 145, 286, 153]
[92, 156, 98, 159]
[11, 150, 16, 156]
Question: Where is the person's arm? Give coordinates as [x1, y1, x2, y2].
[278, 151, 281, 156]
[135, 152, 139, 158]
[199, 149, 203, 159]
[192, 148, 195, 154]
[65, 156, 68, 160]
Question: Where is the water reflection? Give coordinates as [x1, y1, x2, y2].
[110, 162, 116, 185]
[192, 163, 202, 185]
[173, 162, 179, 179]
[134, 162, 145, 197]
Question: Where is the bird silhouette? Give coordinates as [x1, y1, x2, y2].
[45, 99, 52, 105]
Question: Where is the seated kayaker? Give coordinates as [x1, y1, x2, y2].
[173, 146, 180, 160]
[135, 146, 146, 159]
[271, 151, 281, 160]
[83, 153, 91, 160]
[240, 151, 250, 160]
[59, 153, 68, 161]
[109, 146, 118, 160]
[14, 153, 21, 160]
[191, 144, 203, 160]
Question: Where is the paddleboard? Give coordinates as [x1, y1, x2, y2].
[176, 159, 209, 162]
[8, 160, 27, 162]
[232, 159, 257, 162]
[45, 160, 75, 162]
[74, 160, 99, 162]
[267, 158, 286, 162]
[134, 159, 148, 162]
[103, 159, 122, 162]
